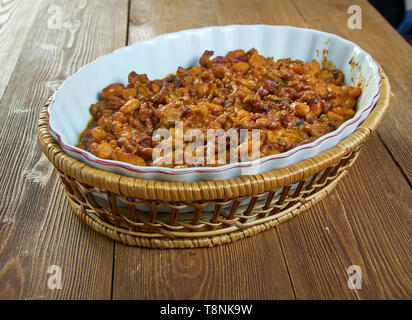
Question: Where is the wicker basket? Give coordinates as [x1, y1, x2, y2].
[36, 68, 390, 249]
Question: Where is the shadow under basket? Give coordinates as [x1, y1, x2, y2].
[37, 68, 390, 249]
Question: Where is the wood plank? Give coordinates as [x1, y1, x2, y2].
[271, 0, 412, 299]
[128, 0, 218, 43]
[322, 135, 412, 299]
[290, 0, 412, 184]
[211, 0, 307, 27]
[113, 231, 295, 300]
[0, 0, 129, 299]
[0, 0, 41, 102]
[277, 135, 412, 299]
[128, 0, 307, 43]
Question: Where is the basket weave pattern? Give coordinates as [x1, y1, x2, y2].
[37, 69, 390, 248]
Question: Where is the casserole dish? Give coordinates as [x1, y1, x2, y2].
[47, 25, 381, 182]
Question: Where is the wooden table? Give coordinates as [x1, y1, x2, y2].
[0, 0, 411, 300]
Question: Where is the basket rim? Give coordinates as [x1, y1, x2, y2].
[36, 67, 390, 201]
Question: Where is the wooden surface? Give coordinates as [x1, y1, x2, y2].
[0, 0, 411, 300]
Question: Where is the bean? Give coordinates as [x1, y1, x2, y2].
[112, 147, 146, 166]
[290, 62, 303, 74]
[327, 111, 344, 123]
[112, 111, 127, 123]
[331, 107, 355, 119]
[310, 101, 323, 117]
[327, 84, 341, 95]
[349, 86, 362, 98]
[122, 87, 137, 100]
[110, 139, 118, 148]
[332, 70, 344, 84]
[233, 62, 250, 73]
[190, 65, 202, 76]
[199, 50, 214, 68]
[211, 65, 228, 79]
[90, 101, 105, 117]
[294, 102, 310, 117]
[309, 60, 320, 73]
[195, 82, 209, 98]
[97, 142, 113, 159]
[120, 98, 140, 114]
[226, 49, 246, 60]
[151, 83, 160, 94]
[133, 155, 146, 166]
[248, 54, 266, 68]
[91, 126, 106, 142]
[101, 83, 124, 99]
[239, 78, 256, 88]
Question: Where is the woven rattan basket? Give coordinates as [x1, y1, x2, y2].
[37, 68, 390, 249]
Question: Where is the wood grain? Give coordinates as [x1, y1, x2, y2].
[128, 0, 218, 43]
[322, 135, 412, 299]
[0, 0, 128, 299]
[290, 0, 412, 184]
[271, 0, 412, 299]
[211, 0, 307, 27]
[113, 231, 295, 299]
[277, 135, 412, 299]
[0, 0, 41, 102]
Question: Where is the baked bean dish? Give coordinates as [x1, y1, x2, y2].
[78, 48, 362, 168]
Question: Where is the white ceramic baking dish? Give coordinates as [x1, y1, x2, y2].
[47, 25, 381, 182]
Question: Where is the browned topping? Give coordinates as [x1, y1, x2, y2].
[78, 48, 361, 167]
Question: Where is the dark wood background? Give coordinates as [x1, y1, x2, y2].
[0, 0, 411, 299]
